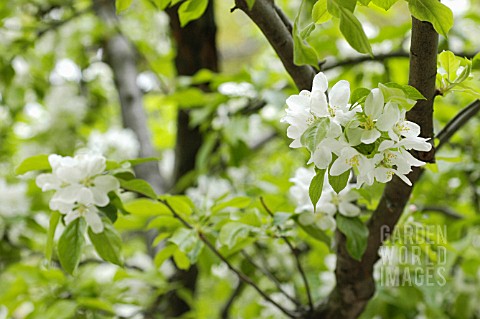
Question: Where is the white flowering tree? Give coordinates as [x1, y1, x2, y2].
[1, 0, 480, 318]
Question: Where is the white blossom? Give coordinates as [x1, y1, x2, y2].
[284, 72, 433, 188]
[0, 179, 30, 218]
[36, 154, 119, 233]
[87, 128, 140, 161]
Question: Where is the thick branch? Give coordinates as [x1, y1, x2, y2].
[234, 0, 316, 91]
[316, 17, 439, 319]
[93, 0, 164, 193]
[167, 1, 219, 185]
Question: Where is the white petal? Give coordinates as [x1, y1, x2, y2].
[312, 147, 332, 169]
[330, 156, 351, 176]
[316, 214, 336, 231]
[361, 129, 381, 144]
[378, 140, 395, 152]
[50, 199, 74, 214]
[327, 121, 342, 138]
[85, 208, 104, 233]
[339, 202, 361, 217]
[376, 104, 398, 131]
[54, 184, 84, 203]
[36, 173, 61, 191]
[329, 80, 350, 108]
[312, 73, 328, 92]
[394, 171, 412, 186]
[289, 139, 303, 148]
[298, 212, 314, 225]
[374, 166, 392, 183]
[365, 88, 384, 118]
[93, 175, 119, 193]
[401, 121, 421, 137]
[64, 210, 81, 224]
[310, 90, 328, 117]
[286, 95, 310, 110]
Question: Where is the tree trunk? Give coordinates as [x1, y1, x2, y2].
[93, 0, 164, 193]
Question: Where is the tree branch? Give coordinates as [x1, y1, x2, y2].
[93, 0, 164, 193]
[321, 50, 476, 72]
[316, 17, 439, 319]
[241, 250, 300, 306]
[233, 0, 316, 91]
[159, 199, 299, 318]
[260, 197, 314, 313]
[436, 99, 480, 150]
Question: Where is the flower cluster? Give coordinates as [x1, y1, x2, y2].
[289, 167, 359, 231]
[283, 73, 432, 187]
[36, 154, 119, 233]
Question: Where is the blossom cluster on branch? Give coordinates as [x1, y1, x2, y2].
[36, 154, 119, 233]
[283, 72, 432, 189]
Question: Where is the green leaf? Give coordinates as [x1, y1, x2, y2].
[119, 179, 157, 199]
[219, 222, 251, 249]
[350, 87, 370, 105]
[358, 0, 371, 5]
[88, 222, 123, 266]
[309, 168, 326, 211]
[371, 0, 398, 10]
[211, 196, 251, 214]
[77, 297, 115, 315]
[169, 228, 197, 252]
[46, 211, 61, 263]
[327, 0, 356, 16]
[161, 196, 194, 216]
[338, 7, 372, 55]
[15, 154, 50, 175]
[336, 214, 369, 261]
[406, 0, 453, 38]
[121, 157, 159, 167]
[178, 0, 209, 27]
[301, 117, 330, 152]
[383, 82, 426, 100]
[124, 198, 171, 217]
[328, 169, 350, 193]
[173, 249, 190, 270]
[58, 218, 86, 274]
[154, 244, 177, 268]
[312, 0, 332, 24]
[116, 0, 133, 12]
[438, 50, 460, 82]
[44, 300, 77, 319]
[273, 212, 293, 226]
[153, 0, 171, 10]
[293, 1, 319, 68]
[472, 52, 480, 71]
[245, 0, 256, 10]
[293, 213, 331, 245]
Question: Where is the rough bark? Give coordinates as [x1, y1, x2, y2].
[167, 0, 218, 183]
[162, 1, 219, 317]
[93, 0, 164, 193]
[314, 17, 439, 319]
[234, 0, 316, 91]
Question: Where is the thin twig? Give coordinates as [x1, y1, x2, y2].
[36, 6, 93, 38]
[322, 50, 477, 72]
[420, 205, 463, 220]
[260, 197, 314, 313]
[221, 281, 245, 319]
[436, 99, 480, 150]
[159, 199, 299, 318]
[241, 250, 300, 306]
